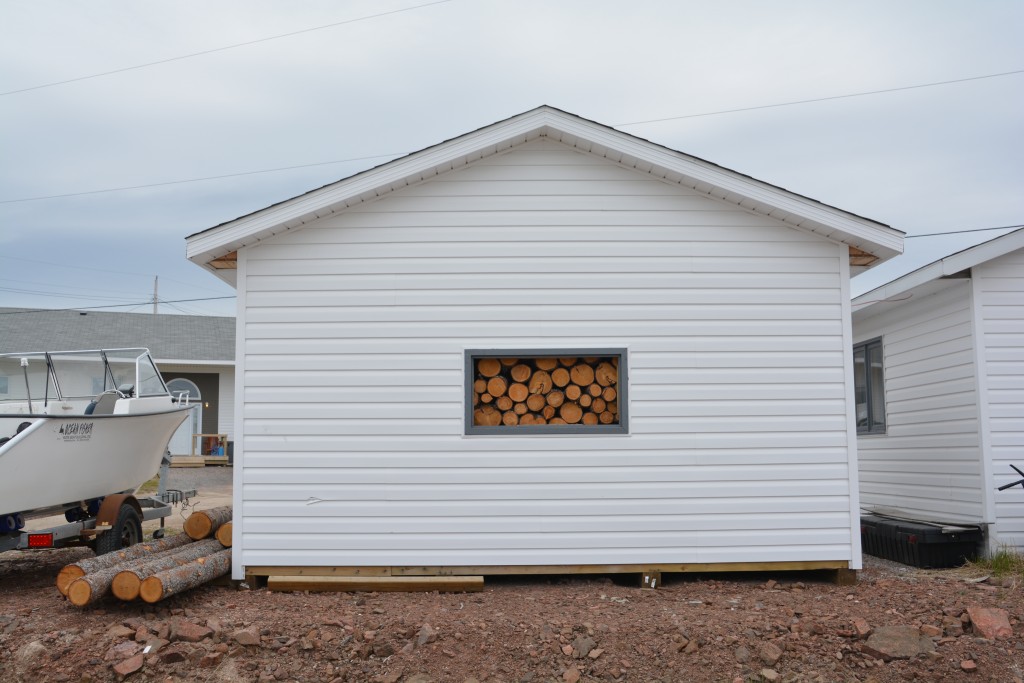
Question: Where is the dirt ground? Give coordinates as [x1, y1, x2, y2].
[2, 468, 1022, 683]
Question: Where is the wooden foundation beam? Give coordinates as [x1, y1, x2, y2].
[247, 560, 848, 580]
[831, 568, 858, 586]
[267, 575, 484, 593]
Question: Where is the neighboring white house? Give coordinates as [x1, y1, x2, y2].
[852, 228, 1024, 553]
[186, 106, 903, 582]
[0, 308, 236, 456]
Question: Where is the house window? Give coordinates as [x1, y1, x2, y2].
[853, 338, 886, 434]
[465, 349, 627, 434]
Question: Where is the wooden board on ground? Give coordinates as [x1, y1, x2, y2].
[267, 575, 484, 593]
[170, 456, 205, 468]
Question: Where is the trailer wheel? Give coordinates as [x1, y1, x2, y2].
[94, 504, 143, 555]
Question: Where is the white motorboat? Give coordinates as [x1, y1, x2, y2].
[0, 349, 189, 527]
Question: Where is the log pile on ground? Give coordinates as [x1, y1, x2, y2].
[59, 507, 232, 606]
[472, 355, 620, 427]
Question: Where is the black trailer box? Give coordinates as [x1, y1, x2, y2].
[860, 515, 982, 568]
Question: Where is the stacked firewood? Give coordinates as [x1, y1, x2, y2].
[58, 506, 233, 606]
[472, 356, 620, 427]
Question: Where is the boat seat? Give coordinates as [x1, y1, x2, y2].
[85, 391, 120, 415]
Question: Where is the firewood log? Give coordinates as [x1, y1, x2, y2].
[546, 391, 565, 408]
[534, 416, 547, 425]
[608, 401, 618, 415]
[602, 387, 616, 402]
[500, 358, 517, 367]
[184, 506, 233, 541]
[477, 358, 501, 377]
[474, 405, 501, 426]
[67, 538, 223, 606]
[565, 384, 582, 401]
[56, 533, 194, 596]
[595, 362, 617, 386]
[473, 379, 487, 393]
[508, 383, 528, 402]
[582, 412, 599, 426]
[579, 394, 593, 408]
[520, 414, 536, 426]
[139, 550, 232, 603]
[510, 365, 531, 382]
[215, 522, 232, 548]
[542, 405, 556, 420]
[487, 377, 508, 398]
[551, 368, 570, 388]
[534, 358, 558, 371]
[513, 402, 528, 415]
[549, 418, 566, 425]
[583, 356, 599, 364]
[559, 403, 583, 424]
[559, 357, 577, 367]
[526, 394, 546, 412]
[496, 396, 513, 411]
[570, 364, 594, 386]
[480, 393, 493, 403]
[109, 539, 224, 602]
[528, 371, 552, 394]
[592, 398, 607, 414]
[502, 411, 519, 426]
[599, 411, 614, 424]
[588, 384, 602, 397]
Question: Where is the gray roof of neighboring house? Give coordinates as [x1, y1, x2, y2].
[0, 308, 235, 362]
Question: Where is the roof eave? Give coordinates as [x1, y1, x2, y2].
[853, 227, 1024, 311]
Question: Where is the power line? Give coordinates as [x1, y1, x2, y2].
[0, 0, 454, 97]
[905, 224, 1023, 238]
[1, 67, 1020, 206]
[0, 254, 233, 293]
[0, 296, 236, 315]
[613, 69, 1024, 127]
[0, 153, 404, 204]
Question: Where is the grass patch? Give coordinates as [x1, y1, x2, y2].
[967, 546, 1024, 578]
[135, 476, 160, 495]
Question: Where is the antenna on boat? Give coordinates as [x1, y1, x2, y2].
[21, 357, 33, 414]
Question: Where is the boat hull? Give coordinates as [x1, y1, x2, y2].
[0, 409, 189, 518]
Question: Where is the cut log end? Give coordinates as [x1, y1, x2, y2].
[111, 572, 142, 602]
[184, 506, 233, 541]
[139, 576, 165, 604]
[57, 566, 86, 596]
[216, 522, 233, 548]
[67, 579, 93, 607]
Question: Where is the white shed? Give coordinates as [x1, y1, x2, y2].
[852, 228, 1024, 554]
[187, 106, 903, 583]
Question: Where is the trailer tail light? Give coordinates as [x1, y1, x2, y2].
[27, 533, 54, 548]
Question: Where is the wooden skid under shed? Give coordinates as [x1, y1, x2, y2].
[250, 561, 855, 588]
[267, 575, 484, 593]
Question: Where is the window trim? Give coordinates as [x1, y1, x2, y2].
[854, 337, 886, 435]
[464, 348, 629, 436]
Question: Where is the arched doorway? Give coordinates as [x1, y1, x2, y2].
[167, 378, 202, 456]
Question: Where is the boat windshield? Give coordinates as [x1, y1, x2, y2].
[49, 351, 109, 399]
[104, 349, 168, 397]
[0, 348, 169, 404]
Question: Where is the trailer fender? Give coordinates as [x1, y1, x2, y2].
[95, 494, 143, 532]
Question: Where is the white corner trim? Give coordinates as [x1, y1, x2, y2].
[838, 244, 863, 569]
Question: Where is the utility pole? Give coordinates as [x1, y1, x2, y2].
[152, 276, 158, 314]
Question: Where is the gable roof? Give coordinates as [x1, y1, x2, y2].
[853, 227, 1024, 313]
[187, 105, 904, 284]
[0, 308, 235, 363]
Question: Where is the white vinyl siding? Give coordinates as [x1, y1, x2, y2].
[975, 247, 1024, 550]
[236, 139, 855, 569]
[854, 282, 984, 523]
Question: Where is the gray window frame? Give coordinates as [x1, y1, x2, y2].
[465, 348, 628, 436]
[854, 337, 886, 435]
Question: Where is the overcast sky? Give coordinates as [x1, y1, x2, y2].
[1, 0, 1021, 320]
